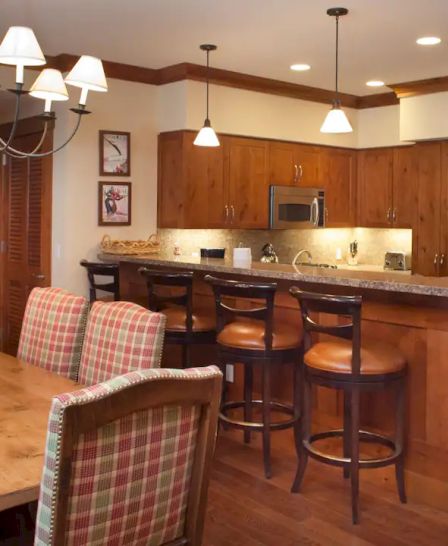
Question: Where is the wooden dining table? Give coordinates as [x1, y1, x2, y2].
[0, 352, 80, 511]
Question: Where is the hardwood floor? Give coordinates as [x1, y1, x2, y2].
[204, 430, 448, 546]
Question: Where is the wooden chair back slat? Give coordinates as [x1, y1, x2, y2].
[80, 260, 120, 303]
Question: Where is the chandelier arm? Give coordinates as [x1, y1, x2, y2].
[0, 92, 22, 152]
[3, 113, 83, 159]
[3, 122, 49, 159]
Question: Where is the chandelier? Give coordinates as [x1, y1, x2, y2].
[0, 26, 108, 158]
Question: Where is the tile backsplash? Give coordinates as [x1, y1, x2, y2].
[158, 227, 412, 266]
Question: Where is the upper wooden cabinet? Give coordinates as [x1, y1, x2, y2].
[158, 131, 268, 229]
[357, 146, 418, 229]
[319, 148, 356, 227]
[413, 141, 445, 276]
[268, 141, 320, 187]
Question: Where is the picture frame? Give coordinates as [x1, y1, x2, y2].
[98, 182, 132, 226]
[99, 130, 131, 176]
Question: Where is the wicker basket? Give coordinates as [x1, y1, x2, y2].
[100, 234, 160, 255]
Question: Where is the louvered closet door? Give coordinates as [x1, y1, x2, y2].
[3, 131, 52, 354]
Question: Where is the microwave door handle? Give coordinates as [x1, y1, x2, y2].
[310, 198, 318, 226]
[314, 198, 320, 226]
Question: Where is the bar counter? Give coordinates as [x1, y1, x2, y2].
[100, 252, 448, 511]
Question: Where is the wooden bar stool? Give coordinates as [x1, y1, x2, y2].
[139, 268, 215, 368]
[289, 287, 407, 524]
[80, 260, 120, 303]
[205, 274, 301, 479]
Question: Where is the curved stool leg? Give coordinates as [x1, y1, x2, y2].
[292, 374, 310, 493]
[395, 377, 407, 503]
[343, 390, 352, 479]
[350, 385, 360, 524]
[262, 360, 272, 479]
[244, 363, 253, 444]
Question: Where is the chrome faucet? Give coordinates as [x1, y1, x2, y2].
[292, 249, 312, 266]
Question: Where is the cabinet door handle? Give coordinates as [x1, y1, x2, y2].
[386, 208, 392, 222]
[298, 164, 303, 181]
[230, 205, 235, 223]
[32, 273, 45, 280]
[224, 205, 229, 223]
[392, 208, 397, 222]
[434, 253, 439, 266]
[440, 254, 445, 266]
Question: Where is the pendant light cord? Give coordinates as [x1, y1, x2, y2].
[335, 15, 339, 102]
[206, 49, 210, 120]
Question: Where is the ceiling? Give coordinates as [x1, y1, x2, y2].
[1, 0, 447, 96]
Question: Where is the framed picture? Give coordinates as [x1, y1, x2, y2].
[98, 182, 132, 226]
[99, 130, 131, 176]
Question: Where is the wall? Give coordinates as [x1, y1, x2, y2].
[51, 78, 159, 295]
[357, 105, 409, 148]
[400, 92, 448, 141]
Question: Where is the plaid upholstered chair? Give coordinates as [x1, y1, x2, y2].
[18, 287, 89, 380]
[77, 300, 166, 385]
[34, 366, 222, 546]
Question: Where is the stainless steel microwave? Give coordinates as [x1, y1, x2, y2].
[269, 185, 325, 229]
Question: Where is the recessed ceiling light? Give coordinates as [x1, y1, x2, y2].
[290, 63, 311, 71]
[366, 80, 385, 87]
[416, 36, 441, 46]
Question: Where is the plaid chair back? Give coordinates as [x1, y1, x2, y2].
[77, 301, 166, 386]
[18, 287, 89, 379]
[35, 366, 223, 546]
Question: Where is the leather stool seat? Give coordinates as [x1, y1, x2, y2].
[305, 339, 406, 375]
[217, 317, 300, 350]
[162, 305, 215, 332]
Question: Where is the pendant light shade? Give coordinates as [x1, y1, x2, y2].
[321, 8, 353, 134]
[194, 44, 220, 147]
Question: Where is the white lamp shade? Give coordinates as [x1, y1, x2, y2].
[194, 121, 220, 147]
[0, 26, 45, 66]
[29, 68, 69, 101]
[65, 55, 108, 92]
[320, 105, 353, 134]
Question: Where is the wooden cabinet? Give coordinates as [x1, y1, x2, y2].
[357, 148, 393, 227]
[158, 131, 268, 229]
[319, 148, 356, 227]
[414, 142, 444, 276]
[357, 146, 418, 229]
[268, 141, 320, 187]
[226, 137, 268, 228]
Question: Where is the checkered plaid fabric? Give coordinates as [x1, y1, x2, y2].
[78, 301, 166, 386]
[34, 365, 222, 546]
[17, 287, 89, 379]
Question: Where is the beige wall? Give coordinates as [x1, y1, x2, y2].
[400, 92, 448, 142]
[51, 79, 159, 295]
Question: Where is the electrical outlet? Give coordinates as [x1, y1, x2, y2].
[225, 364, 234, 383]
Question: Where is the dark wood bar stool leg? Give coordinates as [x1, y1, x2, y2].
[395, 378, 407, 503]
[244, 363, 253, 444]
[343, 390, 352, 479]
[292, 356, 302, 461]
[291, 370, 310, 493]
[181, 344, 191, 368]
[350, 385, 361, 524]
[262, 360, 272, 479]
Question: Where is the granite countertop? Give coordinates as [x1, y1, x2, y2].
[98, 252, 448, 298]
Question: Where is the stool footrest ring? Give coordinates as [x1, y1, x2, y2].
[220, 400, 298, 432]
[303, 428, 402, 469]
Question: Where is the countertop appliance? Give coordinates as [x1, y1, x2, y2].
[260, 243, 279, 263]
[200, 248, 225, 259]
[269, 185, 325, 229]
[384, 251, 411, 271]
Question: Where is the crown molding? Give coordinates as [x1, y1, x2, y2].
[39, 53, 444, 109]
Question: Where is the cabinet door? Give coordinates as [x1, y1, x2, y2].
[268, 141, 296, 185]
[183, 132, 226, 228]
[320, 148, 356, 227]
[439, 143, 448, 276]
[392, 146, 418, 228]
[227, 137, 269, 229]
[414, 142, 441, 276]
[157, 132, 184, 228]
[295, 144, 321, 187]
[358, 148, 393, 227]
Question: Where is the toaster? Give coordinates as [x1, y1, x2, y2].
[384, 251, 411, 271]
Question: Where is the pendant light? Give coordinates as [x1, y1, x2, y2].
[194, 44, 220, 147]
[320, 7, 353, 134]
